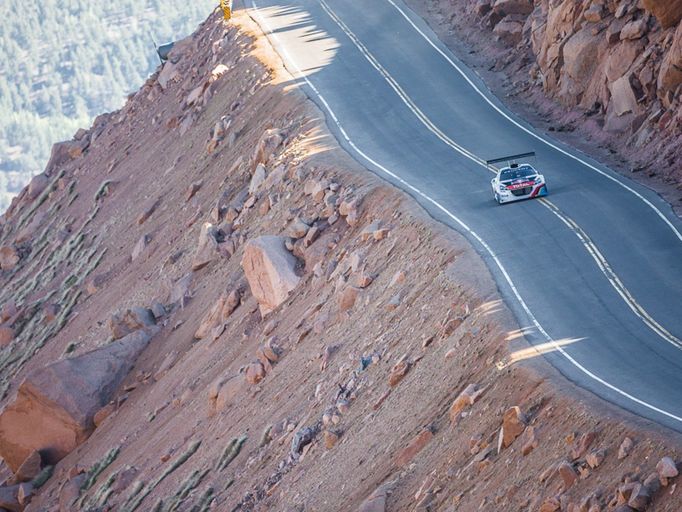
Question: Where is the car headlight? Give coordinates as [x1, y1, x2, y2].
[499, 184, 507, 190]
[534, 177, 543, 184]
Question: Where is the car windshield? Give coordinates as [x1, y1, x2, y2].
[500, 165, 535, 181]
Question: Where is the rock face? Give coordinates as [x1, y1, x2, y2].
[658, 22, 682, 97]
[642, 0, 682, 28]
[0, 329, 155, 471]
[241, 236, 301, 315]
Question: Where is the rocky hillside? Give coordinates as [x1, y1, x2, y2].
[0, 7, 681, 512]
[408, 0, 682, 201]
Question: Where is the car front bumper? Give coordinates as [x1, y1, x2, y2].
[497, 183, 547, 203]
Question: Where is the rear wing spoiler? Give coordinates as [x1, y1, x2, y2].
[486, 152, 536, 167]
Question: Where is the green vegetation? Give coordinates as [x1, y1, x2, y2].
[0, 0, 216, 211]
[76, 446, 122, 509]
[81, 446, 121, 492]
[121, 440, 202, 512]
[215, 435, 247, 471]
[31, 465, 55, 488]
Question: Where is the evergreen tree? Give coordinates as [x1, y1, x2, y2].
[0, 0, 217, 211]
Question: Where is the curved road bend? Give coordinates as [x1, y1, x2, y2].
[244, 0, 682, 431]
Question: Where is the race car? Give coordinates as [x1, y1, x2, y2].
[488, 152, 547, 205]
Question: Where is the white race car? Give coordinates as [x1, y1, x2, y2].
[488, 152, 547, 205]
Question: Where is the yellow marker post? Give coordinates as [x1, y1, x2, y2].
[221, 0, 232, 20]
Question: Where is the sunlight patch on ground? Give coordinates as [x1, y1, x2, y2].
[496, 337, 586, 369]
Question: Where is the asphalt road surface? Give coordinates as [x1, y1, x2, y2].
[244, 0, 682, 432]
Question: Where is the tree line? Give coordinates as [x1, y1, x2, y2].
[0, 0, 217, 211]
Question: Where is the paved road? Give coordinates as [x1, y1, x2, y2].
[245, 0, 682, 431]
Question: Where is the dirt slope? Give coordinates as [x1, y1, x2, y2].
[0, 7, 681, 512]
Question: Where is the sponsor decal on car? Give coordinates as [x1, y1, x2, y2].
[505, 180, 536, 190]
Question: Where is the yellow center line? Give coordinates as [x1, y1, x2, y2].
[317, 0, 682, 350]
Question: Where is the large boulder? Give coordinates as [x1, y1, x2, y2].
[0, 329, 156, 471]
[610, 74, 640, 116]
[493, 19, 524, 45]
[492, 0, 533, 16]
[642, 0, 682, 28]
[559, 28, 603, 103]
[241, 236, 301, 315]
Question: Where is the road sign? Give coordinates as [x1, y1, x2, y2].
[221, 0, 232, 20]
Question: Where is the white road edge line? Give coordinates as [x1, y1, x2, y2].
[385, 0, 682, 243]
[247, 0, 682, 424]
[316, 0, 682, 350]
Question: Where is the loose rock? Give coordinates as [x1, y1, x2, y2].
[0, 326, 15, 347]
[449, 383, 485, 424]
[194, 289, 241, 340]
[108, 307, 156, 340]
[241, 236, 301, 315]
[192, 222, 224, 271]
[586, 449, 606, 468]
[245, 362, 266, 385]
[657, 456, 679, 478]
[388, 360, 410, 387]
[501, 406, 527, 448]
[618, 437, 634, 459]
[558, 461, 578, 489]
[394, 428, 434, 467]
